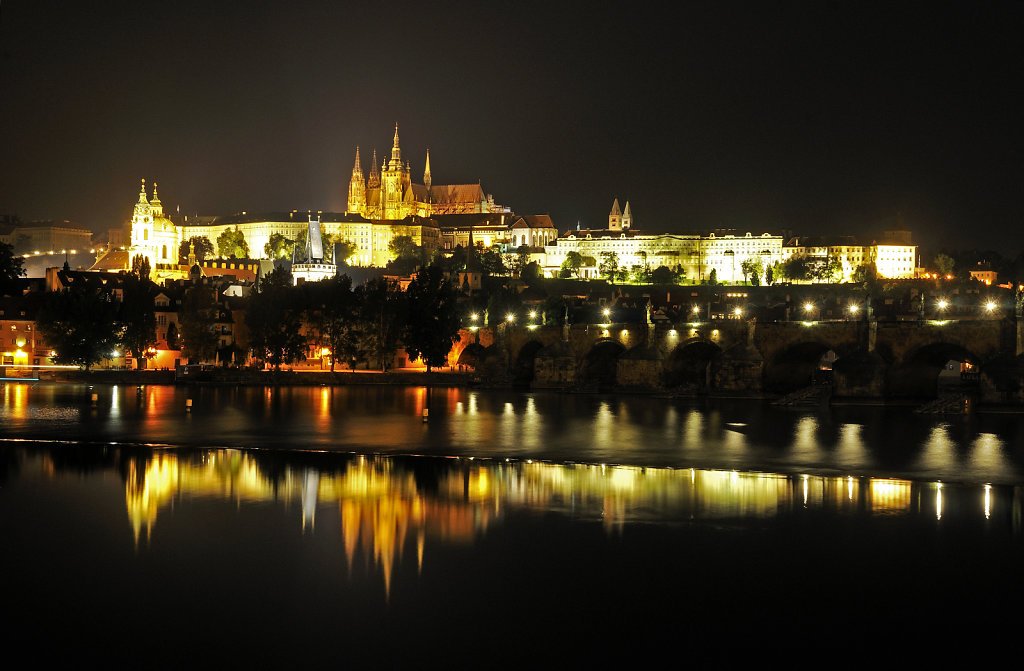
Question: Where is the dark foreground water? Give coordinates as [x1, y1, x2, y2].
[3, 383, 1024, 665]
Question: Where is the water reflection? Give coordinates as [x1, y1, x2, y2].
[8, 445, 1022, 598]
[4, 382, 1024, 484]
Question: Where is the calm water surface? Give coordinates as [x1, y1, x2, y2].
[3, 382, 1024, 665]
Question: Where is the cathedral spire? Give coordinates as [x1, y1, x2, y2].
[352, 146, 363, 177]
[150, 182, 160, 204]
[138, 178, 148, 204]
[423, 149, 432, 191]
[622, 201, 632, 230]
[390, 123, 401, 164]
[369, 148, 380, 188]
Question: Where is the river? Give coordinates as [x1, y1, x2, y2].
[2, 382, 1022, 665]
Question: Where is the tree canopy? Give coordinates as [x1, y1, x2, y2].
[179, 236, 215, 264]
[403, 265, 461, 371]
[1, 241, 26, 296]
[217, 227, 249, 258]
[36, 280, 121, 370]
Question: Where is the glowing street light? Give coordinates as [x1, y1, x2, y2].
[470, 313, 479, 321]
[984, 301, 996, 312]
[602, 307, 611, 319]
[733, 307, 743, 317]
[848, 304, 859, 314]
[506, 313, 516, 323]
[803, 302, 815, 313]
[529, 310, 537, 320]
[936, 299, 949, 311]
[691, 305, 700, 315]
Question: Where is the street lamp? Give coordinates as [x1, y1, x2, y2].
[848, 304, 859, 315]
[506, 312, 516, 323]
[691, 305, 700, 315]
[602, 307, 611, 319]
[733, 307, 743, 317]
[984, 301, 996, 312]
[936, 299, 949, 311]
[803, 302, 815, 313]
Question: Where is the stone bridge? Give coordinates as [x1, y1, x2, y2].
[451, 315, 1023, 402]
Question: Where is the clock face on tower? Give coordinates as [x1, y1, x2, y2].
[144, 216, 151, 224]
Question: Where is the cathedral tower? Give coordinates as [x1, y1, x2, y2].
[347, 147, 366, 215]
[622, 201, 632, 230]
[382, 125, 404, 220]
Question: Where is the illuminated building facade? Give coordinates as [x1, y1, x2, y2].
[784, 231, 918, 281]
[346, 126, 508, 220]
[542, 200, 784, 281]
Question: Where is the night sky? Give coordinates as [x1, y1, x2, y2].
[1, 1, 1021, 252]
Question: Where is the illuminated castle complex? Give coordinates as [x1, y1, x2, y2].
[346, 125, 507, 219]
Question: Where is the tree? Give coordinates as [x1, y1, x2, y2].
[335, 239, 358, 266]
[765, 264, 775, 285]
[814, 255, 842, 284]
[740, 257, 763, 285]
[505, 245, 531, 277]
[651, 265, 679, 285]
[387, 235, 426, 275]
[522, 261, 542, 282]
[1, 241, 26, 296]
[217, 227, 249, 258]
[264, 232, 294, 260]
[179, 236, 214, 264]
[934, 253, 955, 276]
[403, 265, 461, 371]
[478, 247, 507, 276]
[246, 267, 306, 370]
[119, 262, 157, 369]
[560, 251, 584, 278]
[179, 285, 219, 362]
[707, 268, 718, 286]
[599, 251, 620, 283]
[316, 275, 365, 371]
[166, 322, 179, 350]
[359, 277, 407, 371]
[778, 255, 812, 282]
[36, 281, 121, 371]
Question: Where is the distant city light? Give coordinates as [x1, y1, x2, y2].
[529, 310, 537, 319]
[602, 307, 611, 318]
[803, 302, 814, 312]
[733, 307, 742, 316]
[936, 299, 949, 310]
[848, 304, 859, 314]
[506, 313, 515, 323]
[470, 313, 479, 321]
[985, 301, 996, 312]
[691, 305, 700, 314]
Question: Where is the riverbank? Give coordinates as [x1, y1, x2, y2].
[36, 368, 476, 387]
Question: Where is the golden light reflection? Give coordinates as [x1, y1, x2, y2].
[121, 452, 935, 595]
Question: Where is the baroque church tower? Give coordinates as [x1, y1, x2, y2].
[608, 198, 622, 231]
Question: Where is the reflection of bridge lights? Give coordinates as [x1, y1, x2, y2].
[936, 299, 949, 310]
[984, 484, 992, 519]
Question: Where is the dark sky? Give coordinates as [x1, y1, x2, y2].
[1, 1, 1021, 253]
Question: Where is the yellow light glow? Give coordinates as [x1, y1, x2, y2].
[470, 313, 478, 321]
[803, 302, 814, 312]
[985, 301, 996, 311]
[848, 304, 859, 314]
[691, 305, 700, 314]
[733, 307, 742, 316]
[529, 311, 537, 319]
[506, 313, 515, 323]
[936, 299, 949, 310]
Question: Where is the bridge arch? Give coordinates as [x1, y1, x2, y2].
[888, 342, 981, 398]
[764, 341, 843, 392]
[512, 340, 545, 388]
[581, 339, 626, 389]
[664, 340, 723, 390]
